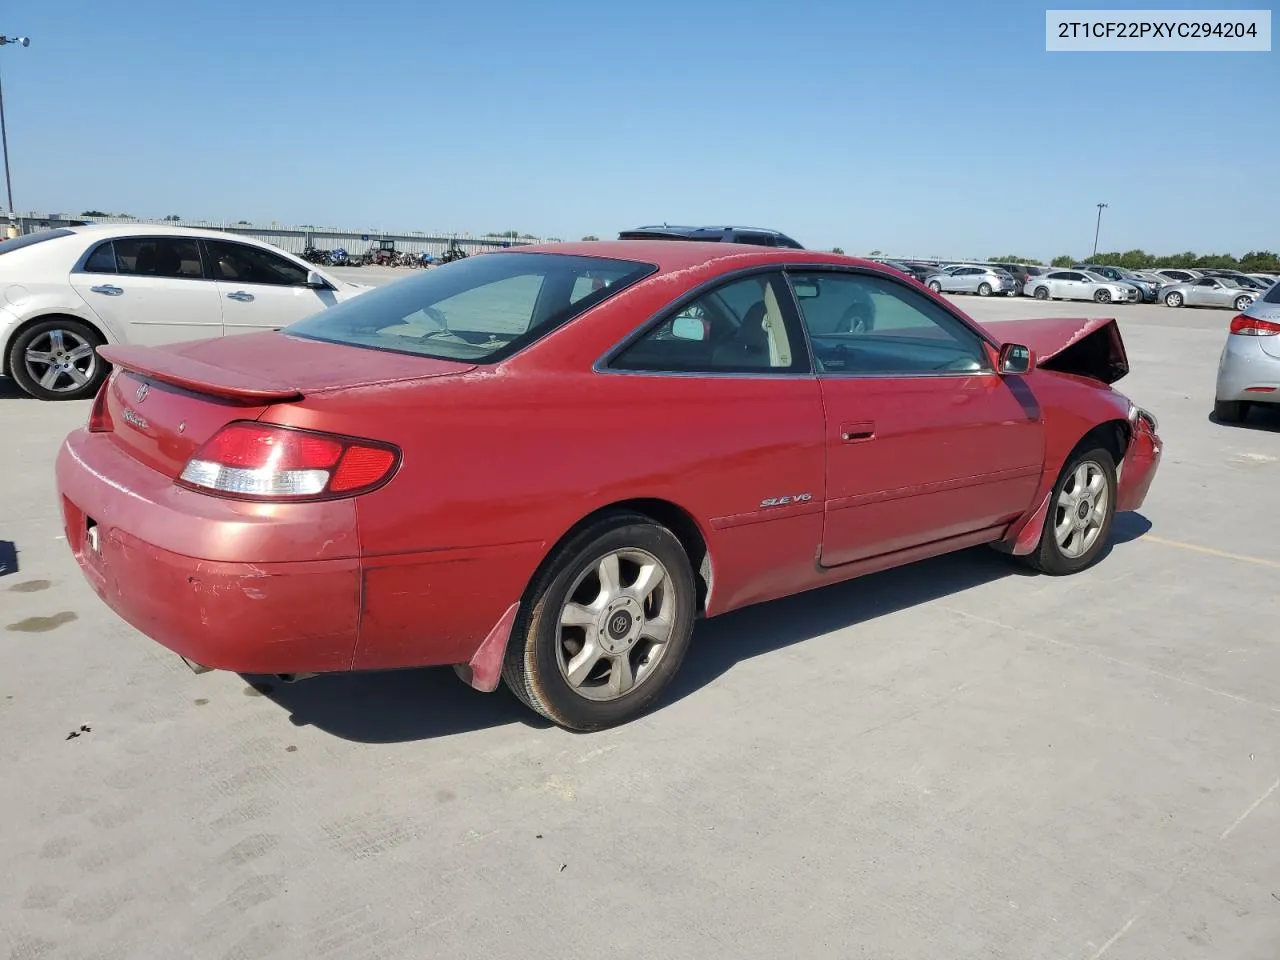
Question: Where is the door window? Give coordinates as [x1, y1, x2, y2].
[790, 271, 989, 375]
[205, 239, 309, 287]
[610, 272, 806, 374]
[83, 241, 118, 273]
[114, 237, 205, 280]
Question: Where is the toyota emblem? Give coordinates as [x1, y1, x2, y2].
[136, 383, 149, 403]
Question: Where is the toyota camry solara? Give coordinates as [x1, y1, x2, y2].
[56, 241, 1162, 731]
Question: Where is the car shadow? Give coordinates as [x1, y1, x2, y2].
[1208, 406, 1280, 433]
[0, 377, 31, 400]
[252, 512, 1153, 744]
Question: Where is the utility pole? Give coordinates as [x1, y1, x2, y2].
[1092, 202, 1108, 258]
[0, 35, 30, 239]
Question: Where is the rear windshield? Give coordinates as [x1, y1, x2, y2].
[1265, 280, 1280, 304]
[0, 228, 73, 254]
[287, 252, 656, 362]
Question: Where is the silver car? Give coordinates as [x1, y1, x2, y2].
[1022, 269, 1136, 303]
[1161, 276, 1256, 311]
[1214, 281, 1280, 423]
[925, 265, 1018, 297]
[1153, 268, 1203, 285]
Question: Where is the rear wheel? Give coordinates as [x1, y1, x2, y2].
[7, 318, 107, 401]
[1033, 286, 1049, 300]
[502, 513, 696, 731]
[977, 282, 992, 297]
[1213, 398, 1248, 423]
[1023, 447, 1117, 575]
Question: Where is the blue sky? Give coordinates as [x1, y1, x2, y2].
[5, 0, 1275, 258]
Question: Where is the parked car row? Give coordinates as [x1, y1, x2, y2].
[868, 257, 1276, 310]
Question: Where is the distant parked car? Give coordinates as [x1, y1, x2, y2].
[1129, 270, 1166, 288]
[926, 265, 1018, 297]
[988, 263, 1033, 287]
[1246, 273, 1277, 288]
[1024, 270, 1137, 304]
[617, 225, 804, 248]
[1074, 264, 1159, 303]
[875, 259, 934, 284]
[1214, 280, 1280, 423]
[0, 224, 369, 400]
[1162, 276, 1256, 311]
[1153, 268, 1203, 285]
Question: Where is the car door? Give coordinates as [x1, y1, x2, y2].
[69, 236, 223, 346]
[788, 269, 1044, 566]
[1187, 277, 1218, 306]
[606, 269, 827, 611]
[205, 238, 338, 334]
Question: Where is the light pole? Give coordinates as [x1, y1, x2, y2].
[0, 35, 30, 239]
[1092, 202, 1108, 258]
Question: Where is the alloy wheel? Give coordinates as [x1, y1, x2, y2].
[555, 548, 677, 701]
[1053, 461, 1108, 559]
[23, 328, 98, 394]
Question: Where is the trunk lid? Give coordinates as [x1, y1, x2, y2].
[97, 332, 475, 478]
[984, 316, 1129, 384]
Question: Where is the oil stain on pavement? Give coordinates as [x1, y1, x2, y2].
[6, 612, 78, 632]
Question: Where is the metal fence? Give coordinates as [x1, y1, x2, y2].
[9, 212, 547, 257]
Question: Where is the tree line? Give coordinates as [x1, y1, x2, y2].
[987, 250, 1280, 272]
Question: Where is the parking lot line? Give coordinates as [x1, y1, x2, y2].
[1141, 534, 1280, 570]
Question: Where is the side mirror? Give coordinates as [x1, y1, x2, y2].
[306, 270, 330, 289]
[998, 342, 1035, 375]
[671, 315, 708, 341]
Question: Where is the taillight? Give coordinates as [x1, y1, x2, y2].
[178, 422, 399, 500]
[1229, 314, 1280, 336]
[87, 378, 113, 432]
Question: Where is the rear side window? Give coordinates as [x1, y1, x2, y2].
[289, 252, 655, 363]
[114, 238, 205, 279]
[83, 241, 117, 273]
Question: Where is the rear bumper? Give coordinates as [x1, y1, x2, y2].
[1216, 335, 1280, 404]
[57, 430, 362, 674]
[1116, 414, 1161, 512]
[56, 429, 544, 677]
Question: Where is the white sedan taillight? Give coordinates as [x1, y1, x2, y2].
[179, 422, 399, 500]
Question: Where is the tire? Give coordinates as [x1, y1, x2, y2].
[1033, 286, 1049, 300]
[6, 317, 107, 401]
[1094, 289, 1111, 303]
[928, 280, 942, 294]
[1234, 295, 1253, 312]
[1213, 398, 1248, 423]
[502, 512, 697, 731]
[1023, 446, 1117, 576]
[1164, 292, 1183, 307]
[977, 282, 992, 297]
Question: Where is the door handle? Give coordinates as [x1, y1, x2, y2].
[89, 284, 123, 296]
[226, 291, 255, 303]
[840, 421, 876, 443]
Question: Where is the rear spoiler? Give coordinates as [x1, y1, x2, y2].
[98, 345, 304, 403]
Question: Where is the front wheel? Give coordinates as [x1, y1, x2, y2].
[1023, 447, 1117, 575]
[977, 282, 992, 297]
[503, 513, 697, 731]
[928, 280, 942, 294]
[1164, 292, 1183, 307]
[1235, 295, 1254, 312]
[1094, 289, 1111, 303]
[7, 318, 108, 401]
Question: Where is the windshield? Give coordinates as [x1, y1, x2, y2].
[287, 252, 656, 362]
[1083, 272, 1111, 283]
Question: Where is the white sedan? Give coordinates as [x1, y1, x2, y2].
[1022, 269, 1138, 304]
[0, 224, 369, 399]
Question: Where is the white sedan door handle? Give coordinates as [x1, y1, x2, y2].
[226, 291, 255, 303]
[89, 284, 123, 296]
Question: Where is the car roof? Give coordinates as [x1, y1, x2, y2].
[509, 239, 863, 273]
[65, 223, 278, 244]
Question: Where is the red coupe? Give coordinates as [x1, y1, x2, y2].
[56, 242, 1162, 730]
